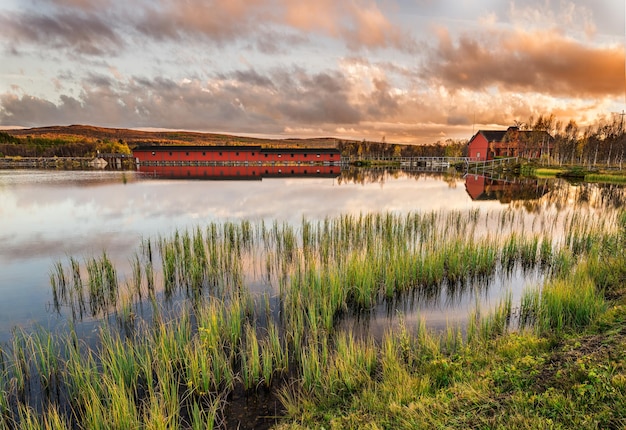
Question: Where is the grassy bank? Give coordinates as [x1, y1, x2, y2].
[277, 212, 626, 429]
[277, 300, 626, 429]
[0, 209, 624, 428]
[523, 162, 626, 184]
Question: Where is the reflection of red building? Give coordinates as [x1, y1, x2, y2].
[465, 174, 551, 203]
[133, 145, 341, 165]
[138, 164, 341, 180]
[467, 127, 553, 161]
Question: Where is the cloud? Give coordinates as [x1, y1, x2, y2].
[1, 53, 616, 145]
[0, 67, 359, 132]
[279, 0, 414, 51]
[423, 26, 624, 98]
[0, 10, 123, 55]
[39, 0, 114, 11]
[131, 0, 415, 51]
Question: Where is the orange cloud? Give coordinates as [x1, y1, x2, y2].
[134, 0, 414, 51]
[425, 26, 624, 99]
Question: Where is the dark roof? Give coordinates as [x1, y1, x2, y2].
[261, 148, 339, 154]
[478, 131, 507, 142]
[134, 145, 262, 152]
[474, 129, 553, 143]
[133, 145, 339, 154]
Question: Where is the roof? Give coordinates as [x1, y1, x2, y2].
[261, 147, 339, 154]
[133, 145, 340, 154]
[133, 145, 262, 152]
[478, 130, 507, 142]
[471, 129, 553, 143]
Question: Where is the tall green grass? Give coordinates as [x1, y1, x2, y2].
[1, 207, 622, 427]
[520, 267, 605, 333]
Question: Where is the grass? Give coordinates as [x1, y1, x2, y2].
[523, 162, 626, 184]
[585, 173, 626, 184]
[532, 167, 561, 177]
[1, 206, 625, 428]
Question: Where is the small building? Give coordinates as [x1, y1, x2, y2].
[133, 145, 341, 165]
[467, 126, 553, 161]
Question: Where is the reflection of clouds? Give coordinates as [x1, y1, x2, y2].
[2, 173, 500, 263]
[1, 173, 483, 262]
[0, 171, 509, 341]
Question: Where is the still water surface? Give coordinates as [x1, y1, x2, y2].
[0, 168, 621, 343]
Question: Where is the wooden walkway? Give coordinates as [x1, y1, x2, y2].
[465, 157, 519, 173]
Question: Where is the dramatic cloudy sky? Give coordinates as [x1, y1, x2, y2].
[0, 0, 624, 143]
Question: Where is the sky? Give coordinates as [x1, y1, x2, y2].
[0, 0, 624, 144]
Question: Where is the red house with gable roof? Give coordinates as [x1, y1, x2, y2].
[467, 126, 553, 161]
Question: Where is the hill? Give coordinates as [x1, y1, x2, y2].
[5, 125, 341, 148]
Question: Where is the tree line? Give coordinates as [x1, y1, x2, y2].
[515, 113, 626, 168]
[336, 113, 626, 169]
[337, 138, 466, 159]
[0, 132, 131, 158]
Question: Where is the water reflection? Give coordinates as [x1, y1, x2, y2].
[465, 174, 553, 203]
[138, 164, 341, 180]
[0, 168, 625, 344]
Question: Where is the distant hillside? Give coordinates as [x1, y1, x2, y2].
[1, 125, 467, 159]
[5, 125, 340, 148]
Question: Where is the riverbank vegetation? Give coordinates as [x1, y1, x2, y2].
[0, 131, 131, 158]
[523, 163, 626, 184]
[1, 205, 625, 428]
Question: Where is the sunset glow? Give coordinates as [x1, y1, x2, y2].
[0, 0, 624, 143]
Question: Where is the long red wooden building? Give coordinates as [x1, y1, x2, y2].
[133, 145, 341, 165]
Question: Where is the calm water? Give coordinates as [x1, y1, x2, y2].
[0, 168, 622, 343]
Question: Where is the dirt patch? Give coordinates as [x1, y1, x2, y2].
[532, 323, 626, 393]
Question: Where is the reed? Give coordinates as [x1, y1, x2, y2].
[64, 334, 101, 409]
[327, 332, 377, 395]
[153, 360, 181, 428]
[0, 383, 7, 424]
[10, 328, 29, 397]
[100, 328, 139, 388]
[478, 292, 512, 340]
[225, 295, 244, 348]
[105, 376, 141, 429]
[16, 405, 42, 430]
[241, 323, 262, 391]
[299, 337, 324, 392]
[28, 328, 59, 391]
[189, 396, 221, 430]
[535, 269, 604, 333]
[160, 237, 178, 297]
[116, 291, 136, 334]
[152, 311, 192, 372]
[85, 253, 119, 316]
[50, 260, 67, 309]
[70, 256, 85, 312]
[130, 252, 142, 298]
[185, 342, 213, 397]
[80, 384, 108, 430]
[539, 237, 553, 266]
[41, 404, 71, 430]
[11, 206, 618, 428]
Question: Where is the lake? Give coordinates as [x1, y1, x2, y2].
[1, 167, 622, 345]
